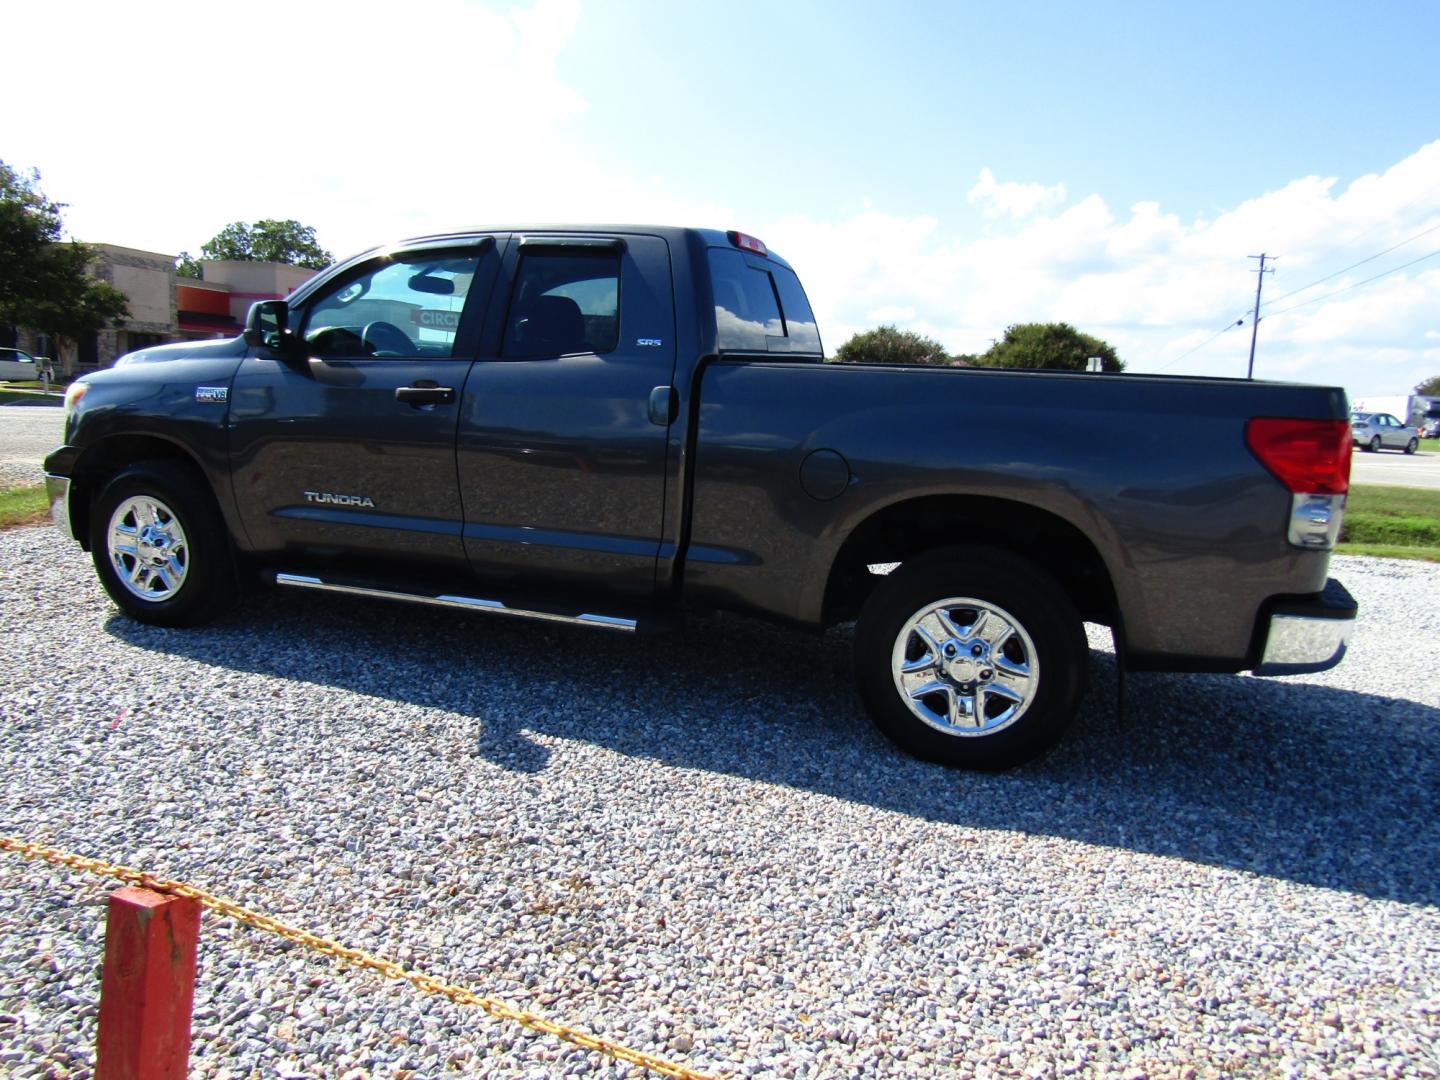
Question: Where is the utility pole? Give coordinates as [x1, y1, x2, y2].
[1246, 253, 1276, 379]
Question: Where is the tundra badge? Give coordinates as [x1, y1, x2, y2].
[195, 386, 228, 403]
[304, 491, 376, 508]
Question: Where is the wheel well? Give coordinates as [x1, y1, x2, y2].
[68, 436, 209, 551]
[823, 495, 1118, 627]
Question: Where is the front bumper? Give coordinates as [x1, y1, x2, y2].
[45, 474, 75, 541]
[1253, 578, 1356, 676]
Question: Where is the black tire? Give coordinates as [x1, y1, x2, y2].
[90, 460, 236, 627]
[1405, 437, 1418, 455]
[1369, 435, 1382, 453]
[854, 546, 1087, 770]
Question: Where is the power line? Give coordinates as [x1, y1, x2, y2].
[1263, 247, 1440, 318]
[1261, 218, 1440, 309]
[1154, 239, 1440, 374]
[1153, 317, 1245, 372]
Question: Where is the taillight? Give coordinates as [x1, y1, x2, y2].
[1245, 417, 1351, 495]
[727, 230, 768, 256]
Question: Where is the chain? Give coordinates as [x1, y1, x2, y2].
[0, 837, 716, 1080]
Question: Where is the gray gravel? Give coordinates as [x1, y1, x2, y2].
[1, 533, 1436, 1078]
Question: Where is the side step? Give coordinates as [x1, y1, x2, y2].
[274, 573, 638, 633]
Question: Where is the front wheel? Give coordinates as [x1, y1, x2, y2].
[1405, 437, 1418, 455]
[90, 461, 236, 627]
[854, 547, 1087, 769]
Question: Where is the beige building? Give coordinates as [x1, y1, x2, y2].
[3, 246, 319, 377]
[175, 260, 316, 343]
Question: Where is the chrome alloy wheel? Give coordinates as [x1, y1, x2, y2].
[106, 495, 189, 602]
[890, 597, 1039, 737]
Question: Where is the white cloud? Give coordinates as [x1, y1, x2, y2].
[866, 306, 916, 323]
[967, 168, 1068, 220]
[4, 0, 658, 258]
[766, 140, 1440, 394]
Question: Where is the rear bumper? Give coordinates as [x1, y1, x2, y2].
[1252, 577, 1356, 676]
[45, 473, 75, 541]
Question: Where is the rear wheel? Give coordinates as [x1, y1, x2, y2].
[854, 546, 1087, 769]
[90, 461, 236, 627]
[1368, 435, 1382, 453]
[1405, 437, 1418, 455]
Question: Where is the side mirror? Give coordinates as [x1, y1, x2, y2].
[243, 300, 292, 350]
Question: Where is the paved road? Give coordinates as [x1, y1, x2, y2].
[0, 403, 64, 488]
[1349, 445, 1440, 490]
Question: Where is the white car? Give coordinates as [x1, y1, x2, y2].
[0, 347, 41, 381]
[1351, 411, 1419, 454]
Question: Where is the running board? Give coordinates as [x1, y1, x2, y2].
[274, 573, 638, 633]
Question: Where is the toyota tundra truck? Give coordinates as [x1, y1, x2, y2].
[44, 226, 1357, 769]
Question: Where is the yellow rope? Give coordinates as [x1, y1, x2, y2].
[1, 836, 715, 1080]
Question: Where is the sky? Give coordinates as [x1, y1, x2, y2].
[5, 0, 1439, 396]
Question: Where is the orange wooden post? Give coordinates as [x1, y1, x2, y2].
[95, 886, 201, 1080]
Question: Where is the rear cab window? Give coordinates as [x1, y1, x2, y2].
[708, 248, 822, 356]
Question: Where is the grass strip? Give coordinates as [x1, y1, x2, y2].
[1336, 542, 1440, 563]
[0, 389, 62, 406]
[0, 486, 49, 530]
[1341, 511, 1440, 546]
[1337, 484, 1440, 561]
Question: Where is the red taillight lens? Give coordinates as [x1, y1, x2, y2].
[727, 230, 768, 256]
[1245, 417, 1351, 495]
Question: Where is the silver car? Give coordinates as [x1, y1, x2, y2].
[1351, 411, 1419, 454]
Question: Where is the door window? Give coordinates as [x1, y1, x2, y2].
[502, 249, 621, 358]
[302, 252, 483, 358]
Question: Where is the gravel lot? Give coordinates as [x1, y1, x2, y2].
[1, 532, 1436, 1078]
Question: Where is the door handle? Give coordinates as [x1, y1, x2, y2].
[648, 385, 677, 426]
[395, 384, 455, 406]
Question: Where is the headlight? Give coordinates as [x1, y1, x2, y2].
[63, 381, 88, 419]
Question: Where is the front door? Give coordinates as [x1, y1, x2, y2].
[456, 234, 677, 599]
[229, 240, 499, 573]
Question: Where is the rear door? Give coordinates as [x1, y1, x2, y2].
[1378, 413, 1405, 447]
[456, 233, 677, 599]
[229, 239, 500, 570]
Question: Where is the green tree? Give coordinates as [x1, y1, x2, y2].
[0, 160, 129, 344]
[175, 251, 202, 279]
[972, 322, 1124, 372]
[1414, 375, 1440, 397]
[832, 324, 951, 366]
[199, 219, 332, 269]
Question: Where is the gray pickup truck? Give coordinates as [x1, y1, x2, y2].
[44, 226, 1356, 768]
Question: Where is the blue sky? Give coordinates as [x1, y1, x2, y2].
[7, 0, 1439, 394]
[564, 0, 1438, 224]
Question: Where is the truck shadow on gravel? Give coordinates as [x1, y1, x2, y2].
[106, 595, 1439, 908]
